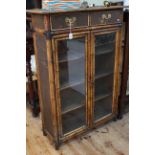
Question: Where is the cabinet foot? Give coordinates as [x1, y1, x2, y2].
[32, 94, 40, 117]
[42, 129, 47, 136]
[117, 113, 123, 120]
[54, 142, 60, 150]
[32, 107, 40, 117]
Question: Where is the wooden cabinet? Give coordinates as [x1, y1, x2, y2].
[27, 6, 123, 149]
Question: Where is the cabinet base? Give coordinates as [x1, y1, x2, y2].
[54, 143, 60, 150]
[42, 129, 47, 136]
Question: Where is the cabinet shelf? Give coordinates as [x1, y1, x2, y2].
[62, 107, 85, 134]
[94, 95, 112, 121]
[95, 74, 114, 99]
[58, 39, 85, 63]
[95, 41, 115, 56]
[59, 51, 84, 63]
[59, 41, 115, 63]
[60, 71, 113, 91]
[95, 40, 115, 48]
[61, 88, 85, 114]
[60, 79, 84, 90]
[95, 71, 113, 80]
[96, 48, 114, 56]
[62, 104, 84, 115]
[95, 51, 115, 77]
[95, 93, 112, 102]
[95, 31, 115, 47]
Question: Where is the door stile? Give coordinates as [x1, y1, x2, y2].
[53, 32, 90, 139]
[112, 29, 122, 115]
[46, 37, 60, 145]
[90, 30, 95, 128]
[86, 32, 93, 128]
[85, 33, 89, 128]
[53, 36, 63, 138]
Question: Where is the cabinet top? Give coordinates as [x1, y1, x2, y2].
[26, 6, 124, 15]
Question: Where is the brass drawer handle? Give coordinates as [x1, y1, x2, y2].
[100, 13, 112, 24]
[103, 1, 111, 7]
[65, 17, 77, 27]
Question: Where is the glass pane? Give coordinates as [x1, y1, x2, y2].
[62, 108, 85, 134]
[94, 32, 116, 121]
[94, 95, 113, 121]
[57, 38, 86, 134]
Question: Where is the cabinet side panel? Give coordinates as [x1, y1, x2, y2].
[35, 33, 53, 135]
[32, 14, 45, 29]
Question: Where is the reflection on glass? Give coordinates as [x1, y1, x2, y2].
[57, 38, 86, 134]
[94, 32, 116, 121]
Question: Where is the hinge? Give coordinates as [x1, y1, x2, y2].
[43, 31, 54, 40]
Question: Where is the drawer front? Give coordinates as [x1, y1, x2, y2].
[90, 10, 123, 26]
[51, 12, 88, 30]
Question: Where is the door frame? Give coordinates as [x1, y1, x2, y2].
[51, 31, 91, 141]
[90, 27, 122, 127]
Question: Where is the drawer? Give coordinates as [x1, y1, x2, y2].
[90, 10, 123, 26]
[51, 12, 88, 30]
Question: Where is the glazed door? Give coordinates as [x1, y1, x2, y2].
[91, 29, 121, 125]
[53, 32, 89, 137]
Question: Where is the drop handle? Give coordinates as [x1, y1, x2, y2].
[65, 17, 77, 27]
[100, 13, 112, 24]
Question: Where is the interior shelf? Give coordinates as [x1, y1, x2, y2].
[62, 104, 84, 115]
[60, 87, 85, 114]
[58, 39, 85, 63]
[95, 32, 115, 57]
[59, 51, 84, 63]
[94, 95, 112, 121]
[95, 71, 113, 80]
[95, 93, 112, 102]
[95, 52, 115, 76]
[95, 47, 114, 56]
[95, 40, 115, 47]
[59, 57, 85, 90]
[60, 71, 113, 91]
[95, 32, 115, 47]
[60, 79, 84, 90]
[95, 74, 114, 98]
[62, 107, 85, 134]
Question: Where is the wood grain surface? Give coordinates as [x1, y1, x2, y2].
[26, 108, 129, 155]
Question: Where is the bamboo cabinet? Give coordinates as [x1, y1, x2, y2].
[27, 6, 123, 149]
